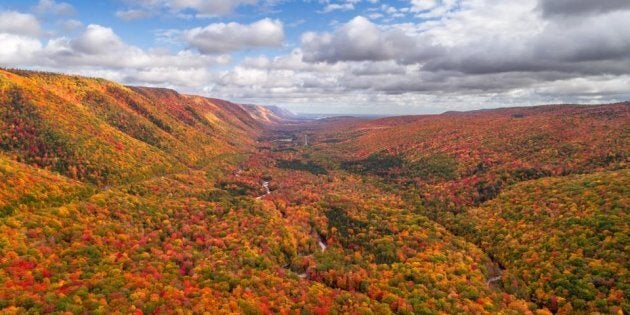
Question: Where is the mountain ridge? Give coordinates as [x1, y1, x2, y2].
[0, 68, 290, 185]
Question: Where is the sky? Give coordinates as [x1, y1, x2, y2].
[1, 0, 629, 114]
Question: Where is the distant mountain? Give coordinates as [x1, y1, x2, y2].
[241, 103, 296, 124]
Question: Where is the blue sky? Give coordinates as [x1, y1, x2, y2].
[0, 0, 629, 114]
[0, 0, 416, 65]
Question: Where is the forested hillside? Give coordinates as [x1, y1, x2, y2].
[0, 69, 627, 314]
[302, 103, 629, 313]
[463, 170, 628, 314]
[0, 69, 272, 186]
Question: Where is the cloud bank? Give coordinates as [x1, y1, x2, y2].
[184, 19, 284, 54]
[0, 0, 628, 114]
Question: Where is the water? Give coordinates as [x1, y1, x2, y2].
[318, 235, 327, 252]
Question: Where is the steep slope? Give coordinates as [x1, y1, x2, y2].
[0, 154, 93, 218]
[0, 69, 271, 185]
[300, 103, 629, 313]
[0, 70, 329, 314]
[463, 170, 629, 313]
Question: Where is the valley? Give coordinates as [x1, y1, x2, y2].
[0, 69, 628, 314]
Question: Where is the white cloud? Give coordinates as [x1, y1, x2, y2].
[204, 0, 630, 113]
[0, 22, 228, 91]
[412, 0, 458, 18]
[0, 11, 41, 36]
[59, 19, 83, 31]
[301, 0, 630, 77]
[301, 16, 423, 63]
[33, 0, 75, 16]
[533, 75, 630, 96]
[121, 66, 217, 87]
[116, 0, 262, 18]
[321, 3, 355, 13]
[115, 9, 154, 21]
[538, 0, 630, 17]
[170, 0, 258, 16]
[70, 24, 126, 55]
[410, 0, 438, 12]
[0, 33, 43, 64]
[183, 18, 284, 54]
[22, 24, 226, 69]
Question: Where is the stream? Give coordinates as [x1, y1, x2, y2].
[485, 261, 504, 287]
[318, 235, 327, 252]
[256, 181, 271, 199]
[486, 275, 502, 286]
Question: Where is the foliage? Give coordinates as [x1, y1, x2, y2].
[461, 170, 629, 313]
[0, 69, 627, 314]
[276, 159, 328, 175]
[341, 152, 457, 181]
